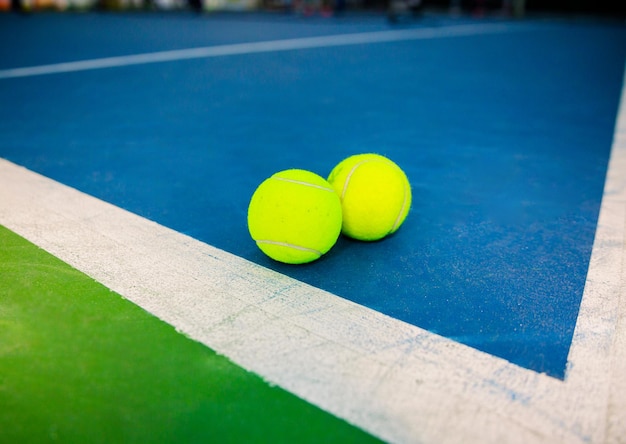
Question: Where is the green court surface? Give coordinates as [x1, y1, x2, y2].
[0, 224, 380, 443]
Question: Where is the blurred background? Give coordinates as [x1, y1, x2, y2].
[1, 0, 625, 21]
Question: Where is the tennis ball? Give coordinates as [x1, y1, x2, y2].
[327, 153, 411, 241]
[247, 169, 343, 264]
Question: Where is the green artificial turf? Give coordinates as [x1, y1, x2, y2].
[0, 225, 381, 444]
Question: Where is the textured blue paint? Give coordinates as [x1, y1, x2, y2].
[1, 12, 624, 378]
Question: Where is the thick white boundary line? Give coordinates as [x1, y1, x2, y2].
[0, 69, 624, 444]
[0, 23, 512, 79]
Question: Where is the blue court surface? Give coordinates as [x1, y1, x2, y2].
[1, 9, 626, 444]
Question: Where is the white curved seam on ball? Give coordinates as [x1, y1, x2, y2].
[341, 159, 375, 200]
[390, 181, 410, 234]
[273, 177, 334, 193]
[255, 240, 323, 256]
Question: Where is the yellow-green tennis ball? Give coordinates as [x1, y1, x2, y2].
[247, 169, 343, 264]
[327, 153, 411, 241]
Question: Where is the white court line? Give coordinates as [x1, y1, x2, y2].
[0, 23, 512, 79]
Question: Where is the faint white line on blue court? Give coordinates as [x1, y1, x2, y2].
[0, 23, 512, 79]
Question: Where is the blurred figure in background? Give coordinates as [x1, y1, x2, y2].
[388, 0, 524, 22]
[387, 0, 422, 22]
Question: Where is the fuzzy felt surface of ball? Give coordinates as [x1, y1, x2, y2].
[248, 169, 343, 264]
